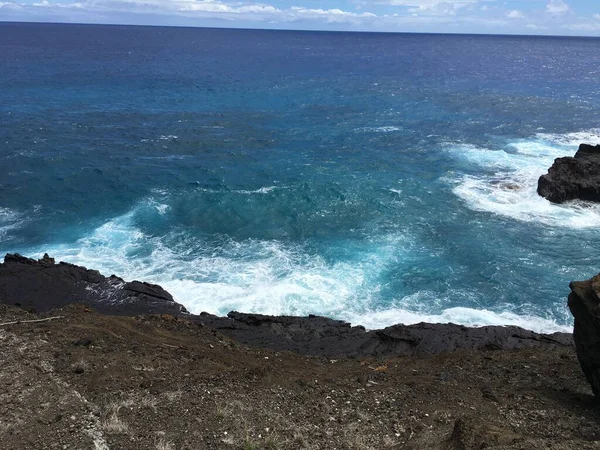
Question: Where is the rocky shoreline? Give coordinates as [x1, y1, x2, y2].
[0, 253, 573, 359]
[1, 253, 600, 449]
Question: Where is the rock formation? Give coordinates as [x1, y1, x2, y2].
[199, 311, 572, 358]
[568, 273, 600, 396]
[537, 143, 600, 203]
[0, 253, 186, 316]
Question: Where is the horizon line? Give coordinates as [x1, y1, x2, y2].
[2, 19, 599, 40]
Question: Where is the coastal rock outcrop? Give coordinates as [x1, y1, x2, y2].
[199, 311, 572, 358]
[568, 273, 600, 396]
[537, 143, 600, 203]
[0, 253, 186, 316]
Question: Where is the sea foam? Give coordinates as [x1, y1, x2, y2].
[448, 131, 600, 228]
[33, 207, 408, 320]
[25, 198, 572, 334]
[0, 207, 23, 239]
[359, 126, 402, 133]
[344, 305, 571, 334]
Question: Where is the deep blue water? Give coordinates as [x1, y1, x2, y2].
[2, 22, 600, 331]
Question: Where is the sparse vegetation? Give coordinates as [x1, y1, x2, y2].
[101, 412, 128, 434]
[243, 439, 259, 450]
[101, 403, 129, 434]
[162, 390, 183, 402]
[155, 438, 175, 450]
[1, 303, 598, 450]
[71, 359, 88, 374]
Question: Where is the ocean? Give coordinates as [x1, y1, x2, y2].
[2, 22, 600, 333]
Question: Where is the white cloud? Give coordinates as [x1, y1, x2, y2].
[387, 0, 476, 6]
[0, 1, 22, 7]
[386, 0, 479, 16]
[2, 0, 599, 35]
[178, 1, 278, 13]
[506, 9, 523, 19]
[525, 23, 547, 30]
[564, 22, 600, 31]
[291, 6, 376, 19]
[25, 0, 379, 24]
[546, 0, 570, 15]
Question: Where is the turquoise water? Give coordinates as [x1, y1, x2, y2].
[2, 23, 600, 331]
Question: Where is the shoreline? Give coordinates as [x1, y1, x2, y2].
[0, 266, 596, 449]
[2, 252, 599, 449]
[0, 253, 573, 358]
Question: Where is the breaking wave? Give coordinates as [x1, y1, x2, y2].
[448, 130, 600, 228]
[21, 196, 571, 334]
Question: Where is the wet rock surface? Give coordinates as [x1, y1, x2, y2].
[537, 143, 600, 203]
[0, 253, 186, 316]
[199, 311, 572, 358]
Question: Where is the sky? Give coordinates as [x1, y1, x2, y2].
[1, 0, 600, 36]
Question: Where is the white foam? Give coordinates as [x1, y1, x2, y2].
[536, 129, 600, 147]
[146, 199, 170, 215]
[448, 131, 600, 228]
[360, 126, 402, 133]
[237, 186, 279, 194]
[25, 203, 571, 335]
[37, 213, 407, 320]
[196, 186, 283, 195]
[0, 207, 23, 239]
[0, 207, 18, 223]
[141, 135, 180, 144]
[345, 305, 571, 334]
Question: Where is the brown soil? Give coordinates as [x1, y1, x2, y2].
[0, 303, 598, 450]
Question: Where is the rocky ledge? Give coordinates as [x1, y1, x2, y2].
[538, 143, 600, 203]
[0, 253, 186, 316]
[0, 253, 572, 359]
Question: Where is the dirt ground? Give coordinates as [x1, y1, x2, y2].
[0, 303, 598, 450]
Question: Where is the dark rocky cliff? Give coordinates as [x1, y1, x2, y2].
[568, 273, 600, 397]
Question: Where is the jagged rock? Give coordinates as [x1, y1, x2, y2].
[538, 143, 600, 203]
[122, 280, 174, 302]
[568, 273, 600, 396]
[41, 253, 55, 265]
[0, 253, 186, 316]
[197, 310, 572, 358]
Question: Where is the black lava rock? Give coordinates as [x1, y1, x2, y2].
[538, 143, 600, 203]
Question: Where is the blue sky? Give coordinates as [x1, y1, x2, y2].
[2, 0, 600, 35]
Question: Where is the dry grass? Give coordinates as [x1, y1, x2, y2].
[71, 359, 89, 373]
[155, 437, 175, 450]
[101, 412, 128, 434]
[139, 395, 158, 411]
[162, 390, 183, 402]
[101, 402, 129, 434]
